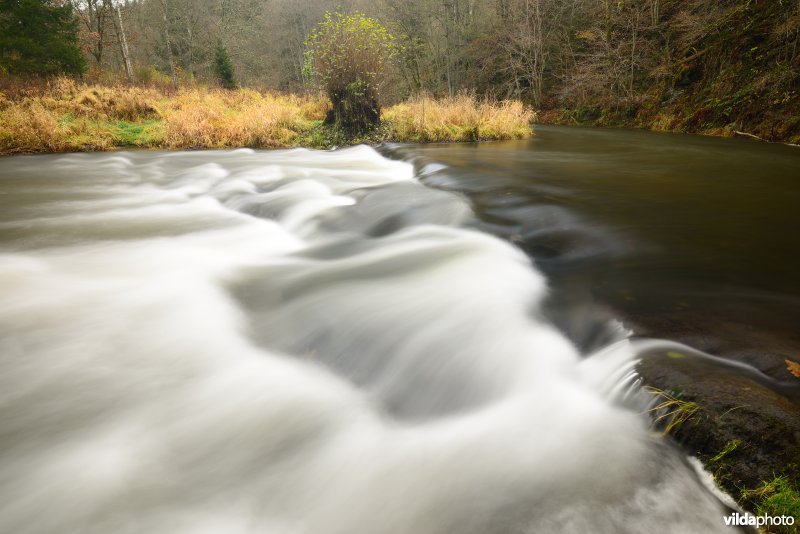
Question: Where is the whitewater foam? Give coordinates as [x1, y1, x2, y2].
[0, 147, 740, 533]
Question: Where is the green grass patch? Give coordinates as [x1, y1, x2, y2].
[111, 120, 164, 147]
[742, 476, 800, 533]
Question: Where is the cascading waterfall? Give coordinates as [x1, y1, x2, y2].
[0, 147, 742, 533]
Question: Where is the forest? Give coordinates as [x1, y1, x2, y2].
[12, 1, 800, 137]
[1, 0, 799, 143]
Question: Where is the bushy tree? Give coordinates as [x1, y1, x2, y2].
[213, 42, 237, 89]
[0, 0, 85, 76]
[304, 12, 397, 133]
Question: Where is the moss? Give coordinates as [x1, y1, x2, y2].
[297, 120, 393, 149]
[707, 439, 745, 487]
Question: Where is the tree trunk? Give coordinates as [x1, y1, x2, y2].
[113, 5, 134, 81]
[159, 0, 179, 86]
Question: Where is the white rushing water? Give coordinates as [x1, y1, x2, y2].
[0, 147, 741, 533]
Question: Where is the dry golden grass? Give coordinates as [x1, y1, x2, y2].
[383, 93, 534, 142]
[0, 79, 533, 154]
[0, 79, 329, 154]
[0, 77, 161, 153]
[0, 100, 115, 154]
[32, 77, 162, 121]
[163, 88, 328, 148]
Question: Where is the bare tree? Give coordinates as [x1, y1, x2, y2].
[158, 0, 179, 85]
[70, 0, 114, 70]
[112, 3, 134, 80]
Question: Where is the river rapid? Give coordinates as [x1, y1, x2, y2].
[0, 138, 764, 533]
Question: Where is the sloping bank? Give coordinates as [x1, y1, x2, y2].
[537, 1, 800, 147]
[537, 106, 800, 147]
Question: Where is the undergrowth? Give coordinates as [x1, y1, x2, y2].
[383, 93, 534, 142]
[0, 79, 534, 155]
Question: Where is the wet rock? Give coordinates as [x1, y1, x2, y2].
[632, 312, 800, 513]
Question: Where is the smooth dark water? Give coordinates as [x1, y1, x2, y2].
[384, 126, 800, 378]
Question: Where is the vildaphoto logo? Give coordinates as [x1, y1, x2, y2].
[724, 512, 795, 528]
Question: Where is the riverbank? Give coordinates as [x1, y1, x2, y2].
[0, 79, 533, 156]
[537, 105, 800, 147]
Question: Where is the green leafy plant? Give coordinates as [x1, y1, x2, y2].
[304, 12, 397, 134]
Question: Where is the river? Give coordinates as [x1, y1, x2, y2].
[386, 126, 800, 356]
[2, 126, 797, 533]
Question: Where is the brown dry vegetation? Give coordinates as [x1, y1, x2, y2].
[161, 88, 327, 148]
[0, 79, 533, 155]
[383, 93, 535, 142]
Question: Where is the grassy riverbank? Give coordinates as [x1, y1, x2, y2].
[0, 79, 534, 155]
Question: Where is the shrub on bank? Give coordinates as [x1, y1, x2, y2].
[304, 12, 397, 134]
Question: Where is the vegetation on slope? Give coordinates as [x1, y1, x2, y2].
[534, 0, 800, 144]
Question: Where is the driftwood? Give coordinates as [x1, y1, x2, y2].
[733, 130, 763, 141]
[733, 130, 800, 148]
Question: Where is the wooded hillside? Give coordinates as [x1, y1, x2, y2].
[4, 1, 799, 142]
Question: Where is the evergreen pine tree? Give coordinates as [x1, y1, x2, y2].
[0, 0, 85, 76]
[213, 43, 237, 89]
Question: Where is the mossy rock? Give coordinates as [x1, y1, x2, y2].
[638, 353, 800, 520]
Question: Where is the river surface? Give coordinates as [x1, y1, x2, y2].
[387, 127, 800, 373]
[2, 126, 797, 533]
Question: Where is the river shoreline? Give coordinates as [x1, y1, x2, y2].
[536, 109, 800, 148]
